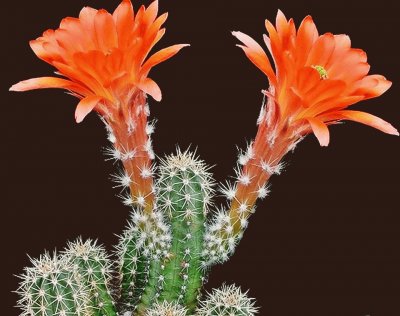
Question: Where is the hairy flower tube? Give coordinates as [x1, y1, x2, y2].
[10, 0, 189, 212]
[203, 11, 398, 264]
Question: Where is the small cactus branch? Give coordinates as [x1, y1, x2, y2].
[62, 238, 117, 316]
[116, 209, 171, 312]
[17, 253, 91, 316]
[104, 90, 156, 212]
[137, 149, 214, 314]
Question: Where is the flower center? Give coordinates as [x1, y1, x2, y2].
[312, 65, 328, 80]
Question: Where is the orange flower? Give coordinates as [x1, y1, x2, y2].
[227, 11, 398, 234]
[10, 0, 188, 123]
[10, 0, 189, 211]
[233, 10, 397, 146]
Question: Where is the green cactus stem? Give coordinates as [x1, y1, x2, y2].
[116, 209, 171, 312]
[116, 226, 144, 311]
[62, 238, 117, 316]
[17, 253, 91, 316]
[137, 150, 214, 314]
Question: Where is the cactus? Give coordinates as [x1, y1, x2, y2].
[11, 1, 397, 316]
[137, 150, 214, 314]
[197, 284, 258, 316]
[16, 253, 91, 316]
[62, 238, 117, 316]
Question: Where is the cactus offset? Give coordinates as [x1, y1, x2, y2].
[17, 253, 91, 316]
[62, 238, 117, 316]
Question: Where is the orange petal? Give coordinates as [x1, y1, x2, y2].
[265, 18, 286, 74]
[52, 61, 100, 96]
[306, 95, 364, 118]
[232, 31, 277, 85]
[307, 117, 330, 146]
[113, 0, 135, 49]
[333, 34, 351, 51]
[140, 44, 190, 76]
[134, 5, 146, 31]
[265, 19, 280, 52]
[75, 95, 103, 123]
[353, 75, 392, 99]
[338, 110, 399, 136]
[275, 10, 293, 51]
[295, 15, 318, 68]
[306, 33, 335, 67]
[113, 0, 134, 21]
[153, 28, 166, 47]
[327, 49, 368, 82]
[295, 66, 321, 95]
[79, 6, 97, 35]
[303, 79, 347, 107]
[232, 31, 265, 54]
[59, 17, 87, 42]
[144, 0, 159, 27]
[94, 9, 118, 52]
[10, 77, 86, 94]
[276, 10, 289, 34]
[138, 77, 162, 101]
[30, 40, 50, 62]
[140, 12, 169, 61]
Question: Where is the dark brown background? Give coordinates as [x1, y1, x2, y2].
[2, 0, 399, 315]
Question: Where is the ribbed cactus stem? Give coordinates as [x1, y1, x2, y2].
[132, 256, 151, 306]
[137, 149, 214, 314]
[116, 209, 171, 312]
[17, 253, 90, 316]
[103, 90, 156, 212]
[158, 169, 205, 304]
[116, 228, 141, 311]
[62, 238, 117, 316]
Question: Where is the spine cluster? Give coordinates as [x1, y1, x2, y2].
[196, 284, 258, 316]
[145, 301, 188, 316]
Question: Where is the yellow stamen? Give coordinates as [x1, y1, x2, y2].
[312, 65, 329, 80]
